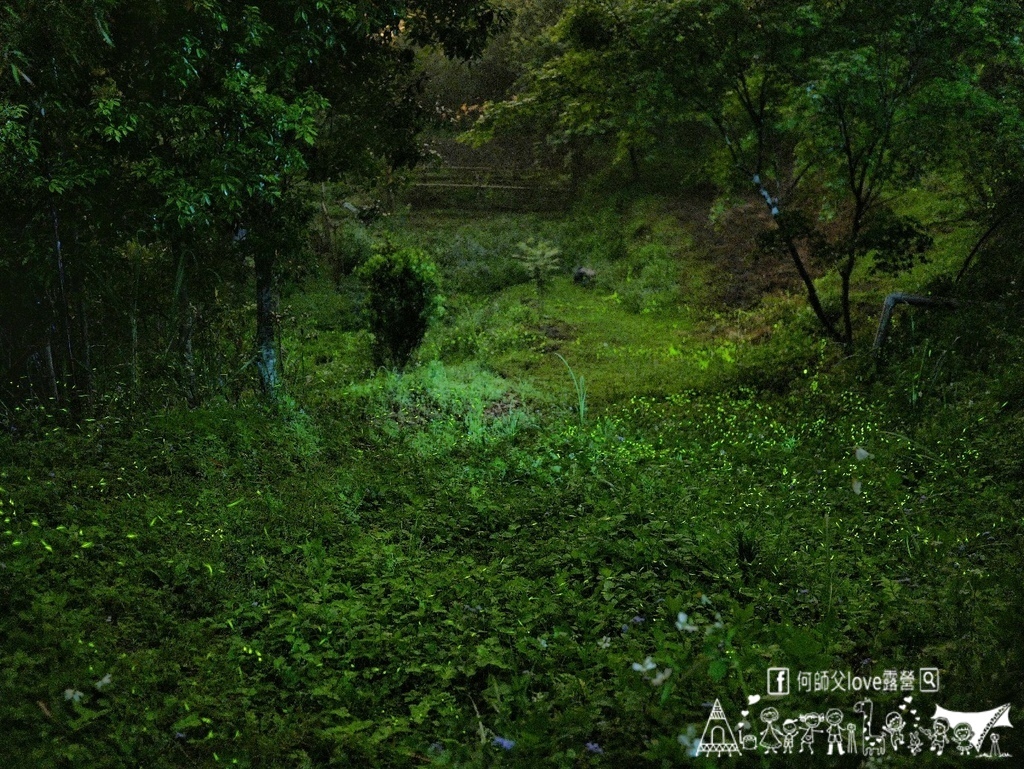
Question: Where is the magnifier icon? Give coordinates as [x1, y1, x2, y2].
[920, 668, 939, 692]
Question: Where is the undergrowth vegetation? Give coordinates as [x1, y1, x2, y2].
[2, 192, 1022, 767]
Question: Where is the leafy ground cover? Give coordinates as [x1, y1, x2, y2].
[2, 197, 1022, 767]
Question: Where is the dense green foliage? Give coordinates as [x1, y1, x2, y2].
[3, 192, 1023, 764]
[473, 0, 1024, 345]
[0, 0, 505, 405]
[1, 1, 1023, 766]
[358, 245, 444, 369]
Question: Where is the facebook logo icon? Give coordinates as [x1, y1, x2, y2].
[767, 667, 790, 696]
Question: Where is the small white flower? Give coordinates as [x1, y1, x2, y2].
[597, 636, 612, 649]
[64, 689, 84, 703]
[852, 478, 863, 494]
[700, 594, 712, 606]
[855, 447, 871, 461]
[95, 673, 112, 690]
[676, 612, 698, 632]
[632, 656, 657, 673]
[651, 667, 673, 686]
[678, 725, 702, 757]
[706, 612, 726, 632]
[538, 638, 548, 649]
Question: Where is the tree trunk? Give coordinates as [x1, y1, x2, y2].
[49, 199, 83, 420]
[782, 234, 844, 344]
[182, 307, 198, 407]
[169, 245, 200, 407]
[44, 341, 58, 402]
[955, 208, 1012, 284]
[130, 263, 140, 401]
[839, 252, 856, 348]
[752, 175, 843, 344]
[255, 244, 280, 399]
[78, 295, 92, 402]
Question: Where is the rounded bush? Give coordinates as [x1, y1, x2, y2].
[357, 245, 443, 369]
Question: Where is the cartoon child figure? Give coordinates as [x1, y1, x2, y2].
[920, 718, 950, 755]
[883, 711, 906, 752]
[799, 712, 822, 754]
[759, 707, 783, 754]
[953, 723, 975, 756]
[782, 720, 798, 754]
[907, 731, 924, 755]
[825, 708, 845, 756]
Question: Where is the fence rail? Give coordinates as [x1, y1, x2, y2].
[403, 165, 571, 212]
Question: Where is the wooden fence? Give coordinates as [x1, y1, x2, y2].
[402, 165, 571, 212]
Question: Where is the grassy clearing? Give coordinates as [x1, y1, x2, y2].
[2, 194, 1022, 767]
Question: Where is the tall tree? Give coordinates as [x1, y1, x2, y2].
[476, 0, 1024, 346]
[0, 1, 138, 415]
[1, 0, 506, 407]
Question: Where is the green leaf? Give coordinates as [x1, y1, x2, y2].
[172, 713, 204, 731]
[95, 13, 114, 47]
[709, 658, 729, 682]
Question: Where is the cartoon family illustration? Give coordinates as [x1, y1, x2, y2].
[696, 698, 1012, 758]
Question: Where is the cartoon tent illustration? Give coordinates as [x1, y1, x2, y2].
[697, 699, 742, 756]
[932, 704, 1012, 753]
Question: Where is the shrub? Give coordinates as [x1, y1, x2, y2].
[357, 244, 443, 369]
[513, 238, 562, 294]
[617, 245, 681, 315]
[331, 223, 375, 284]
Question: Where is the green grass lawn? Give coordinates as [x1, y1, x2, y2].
[2, 197, 1022, 767]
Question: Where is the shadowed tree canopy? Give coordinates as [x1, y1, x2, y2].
[0, 0, 507, 408]
[473, 0, 1024, 346]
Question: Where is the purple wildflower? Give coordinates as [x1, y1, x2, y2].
[585, 741, 604, 753]
[492, 736, 515, 750]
